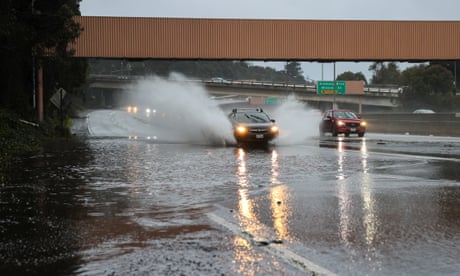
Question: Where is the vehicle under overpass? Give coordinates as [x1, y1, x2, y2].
[34, 16, 460, 120]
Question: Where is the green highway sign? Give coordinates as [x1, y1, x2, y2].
[265, 97, 278, 104]
[317, 81, 346, 95]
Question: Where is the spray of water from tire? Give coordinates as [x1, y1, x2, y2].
[127, 73, 235, 145]
[272, 95, 322, 145]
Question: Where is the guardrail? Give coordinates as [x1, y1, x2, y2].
[364, 113, 460, 136]
[204, 79, 402, 97]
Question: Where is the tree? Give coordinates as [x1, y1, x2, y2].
[87, 59, 304, 84]
[336, 71, 367, 84]
[284, 61, 306, 84]
[399, 64, 455, 111]
[0, 0, 83, 118]
[369, 62, 401, 85]
[430, 61, 459, 93]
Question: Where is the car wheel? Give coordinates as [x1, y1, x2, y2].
[319, 128, 325, 137]
[332, 125, 338, 137]
[358, 132, 365, 137]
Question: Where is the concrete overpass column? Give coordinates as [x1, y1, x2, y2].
[359, 96, 362, 114]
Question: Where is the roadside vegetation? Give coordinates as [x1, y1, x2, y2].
[0, 110, 55, 170]
[337, 62, 460, 111]
[0, 0, 84, 167]
[88, 59, 309, 84]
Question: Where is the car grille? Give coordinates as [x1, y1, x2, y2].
[346, 122, 360, 127]
[249, 127, 269, 134]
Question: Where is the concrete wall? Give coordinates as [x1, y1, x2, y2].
[363, 113, 460, 136]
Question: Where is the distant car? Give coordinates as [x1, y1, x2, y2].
[211, 77, 230, 84]
[127, 105, 138, 113]
[319, 109, 366, 137]
[228, 108, 279, 144]
[413, 109, 435, 114]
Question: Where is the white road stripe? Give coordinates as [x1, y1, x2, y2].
[207, 212, 337, 276]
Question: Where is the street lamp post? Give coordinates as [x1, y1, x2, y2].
[333, 62, 337, 109]
[32, 0, 43, 121]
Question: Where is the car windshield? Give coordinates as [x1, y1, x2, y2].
[334, 111, 358, 119]
[235, 112, 271, 123]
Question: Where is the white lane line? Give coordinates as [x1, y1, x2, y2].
[207, 212, 337, 276]
[86, 113, 95, 136]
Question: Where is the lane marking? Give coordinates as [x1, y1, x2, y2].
[303, 143, 460, 162]
[207, 212, 337, 276]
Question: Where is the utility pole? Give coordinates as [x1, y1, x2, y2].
[32, 0, 36, 109]
[333, 62, 337, 109]
[455, 61, 458, 95]
[321, 63, 324, 81]
[32, 0, 43, 122]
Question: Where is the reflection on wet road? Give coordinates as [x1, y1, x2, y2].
[214, 135, 460, 275]
[1, 114, 460, 274]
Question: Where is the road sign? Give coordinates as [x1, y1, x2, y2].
[50, 87, 67, 108]
[265, 97, 278, 104]
[317, 81, 346, 95]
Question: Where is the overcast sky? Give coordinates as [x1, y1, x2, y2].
[79, 0, 459, 81]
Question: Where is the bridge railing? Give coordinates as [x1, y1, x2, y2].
[364, 85, 402, 95]
[204, 79, 401, 97]
[88, 74, 402, 97]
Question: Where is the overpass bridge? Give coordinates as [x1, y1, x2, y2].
[32, 16, 460, 120]
[86, 74, 400, 110]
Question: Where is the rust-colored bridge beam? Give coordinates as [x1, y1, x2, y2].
[72, 16, 460, 61]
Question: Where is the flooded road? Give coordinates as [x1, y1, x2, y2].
[1, 78, 460, 275]
[1, 117, 459, 274]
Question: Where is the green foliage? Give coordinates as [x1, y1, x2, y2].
[0, 0, 84, 119]
[400, 64, 455, 111]
[88, 59, 307, 84]
[284, 61, 305, 83]
[336, 71, 368, 84]
[368, 62, 458, 111]
[0, 109, 51, 167]
[430, 61, 460, 92]
[369, 62, 401, 85]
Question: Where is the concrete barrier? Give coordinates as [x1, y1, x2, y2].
[363, 113, 460, 136]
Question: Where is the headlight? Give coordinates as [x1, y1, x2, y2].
[236, 126, 247, 134]
[360, 121, 367, 127]
[128, 106, 138, 113]
[336, 120, 345, 127]
[270, 125, 279, 133]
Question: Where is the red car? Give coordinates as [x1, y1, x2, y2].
[319, 109, 366, 137]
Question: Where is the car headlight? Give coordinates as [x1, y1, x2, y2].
[270, 125, 279, 133]
[336, 120, 345, 127]
[360, 121, 367, 127]
[236, 126, 247, 134]
[128, 106, 138, 113]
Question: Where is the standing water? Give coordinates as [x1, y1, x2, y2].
[0, 74, 328, 275]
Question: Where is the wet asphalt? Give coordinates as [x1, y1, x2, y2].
[1, 110, 459, 275]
